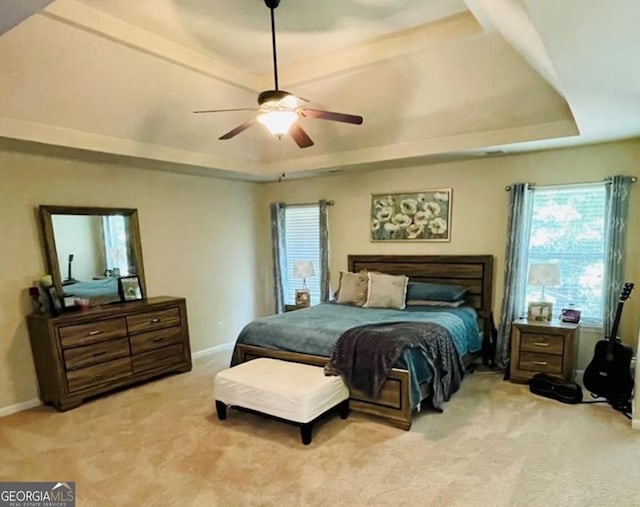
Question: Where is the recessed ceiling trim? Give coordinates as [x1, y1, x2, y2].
[274, 12, 484, 89]
[258, 118, 579, 175]
[0, 117, 258, 175]
[42, 0, 261, 92]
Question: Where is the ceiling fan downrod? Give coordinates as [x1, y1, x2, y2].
[264, 0, 281, 91]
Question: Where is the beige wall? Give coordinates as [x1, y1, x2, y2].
[259, 139, 640, 370]
[0, 141, 261, 410]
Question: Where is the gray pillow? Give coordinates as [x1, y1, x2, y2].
[335, 270, 368, 306]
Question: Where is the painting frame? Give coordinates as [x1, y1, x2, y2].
[370, 188, 452, 242]
[118, 275, 144, 302]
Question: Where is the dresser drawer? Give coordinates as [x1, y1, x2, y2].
[520, 333, 564, 355]
[132, 343, 184, 374]
[129, 327, 184, 355]
[519, 352, 563, 374]
[66, 357, 132, 393]
[59, 318, 127, 349]
[127, 308, 181, 334]
[63, 337, 130, 371]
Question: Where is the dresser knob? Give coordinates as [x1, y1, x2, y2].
[88, 330, 103, 336]
[150, 318, 161, 323]
[533, 342, 549, 347]
[533, 361, 548, 366]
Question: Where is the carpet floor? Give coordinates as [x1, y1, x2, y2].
[1, 352, 639, 507]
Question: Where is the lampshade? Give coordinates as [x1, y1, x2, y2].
[528, 263, 561, 287]
[257, 110, 298, 136]
[293, 261, 315, 279]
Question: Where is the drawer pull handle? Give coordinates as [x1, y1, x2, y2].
[88, 330, 103, 336]
[533, 342, 550, 347]
[150, 318, 161, 323]
[533, 361, 548, 366]
[92, 351, 107, 358]
[152, 337, 165, 343]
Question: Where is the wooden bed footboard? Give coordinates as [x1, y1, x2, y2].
[234, 344, 413, 430]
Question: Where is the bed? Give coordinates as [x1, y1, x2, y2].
[232, 255, 493, 430]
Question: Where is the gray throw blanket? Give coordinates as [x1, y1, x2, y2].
[324, 321, 464, 409]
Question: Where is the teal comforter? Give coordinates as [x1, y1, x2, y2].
[232, 303, 482, 408]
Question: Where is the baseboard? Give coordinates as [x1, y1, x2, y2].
[192, 342, 234, 360]
[0, 398, 41, 419]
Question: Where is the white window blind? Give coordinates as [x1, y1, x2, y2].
[284, 205, 321, 305]
[525, 184, 606, 324]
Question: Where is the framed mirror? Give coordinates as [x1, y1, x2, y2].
[39, 205, 146, 304]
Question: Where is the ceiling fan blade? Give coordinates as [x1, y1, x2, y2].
[194, 108, 256, 114]
[219, 119, 256, 140]
[289, 124, 314, 149]
[299, 108, 363, 125]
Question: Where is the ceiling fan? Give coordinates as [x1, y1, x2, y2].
[193, 0, 363, 149]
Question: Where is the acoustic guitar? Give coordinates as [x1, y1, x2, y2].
[583, 282, 634, 406]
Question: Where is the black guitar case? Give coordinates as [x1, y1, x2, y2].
[529, 373, 583, 404]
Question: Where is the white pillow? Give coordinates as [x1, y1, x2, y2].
[363, 272, 408, 310]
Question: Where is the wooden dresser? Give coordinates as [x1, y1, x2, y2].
[509, 318, 580, 383]
[26, 296, 191, 410]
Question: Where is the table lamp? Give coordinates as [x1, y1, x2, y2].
[527, 263, 561, 321]
[293, 261, 315, 306]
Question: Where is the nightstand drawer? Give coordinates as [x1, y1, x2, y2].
[520, 333, 564, 355]
[519, 352, 563, 374]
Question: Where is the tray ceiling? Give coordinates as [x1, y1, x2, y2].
[0, 0, 638, 180]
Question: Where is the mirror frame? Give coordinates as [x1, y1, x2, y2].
[39, 205, 147, 300]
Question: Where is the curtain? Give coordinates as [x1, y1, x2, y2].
[496, 183, 533, 371]
[270, 202, 287, 314]
[102, 216, 130, 275]
[603, 175, 633, 333]
[319, 200, 330, 302]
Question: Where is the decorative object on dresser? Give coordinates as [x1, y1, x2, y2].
[118, 275, 144, 302]
[526, 263, 561, 321]
[370, 189, 452, 242]
[509, 319, 579, 383]
[293, 260, 314, 307]
[26, 297, 192, 410]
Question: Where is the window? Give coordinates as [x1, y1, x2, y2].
[525, 184, 606, 325]
[283, 205, 321, 305]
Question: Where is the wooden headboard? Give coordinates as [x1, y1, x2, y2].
[348, 255, 494, 358]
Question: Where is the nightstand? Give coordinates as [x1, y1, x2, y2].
[284, 304, 309, 312]
[509, 319, 580, 383]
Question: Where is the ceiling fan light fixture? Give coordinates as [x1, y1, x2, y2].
[257, 110, 298, 136]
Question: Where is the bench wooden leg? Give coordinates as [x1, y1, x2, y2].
[338, 399, 349, 419]
[215, 400, 227, 420]
[300, 423, 312, 445]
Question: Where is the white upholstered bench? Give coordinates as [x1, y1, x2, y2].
[214, 358, 350, 445]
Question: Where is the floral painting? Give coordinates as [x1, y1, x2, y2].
[370, 189, 452, 241]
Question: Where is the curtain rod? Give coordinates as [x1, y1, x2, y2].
[285, 200, 334, 206]
[505, 176, 637, 191]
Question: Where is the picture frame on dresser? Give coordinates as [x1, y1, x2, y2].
[118, 275, 144, 302]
